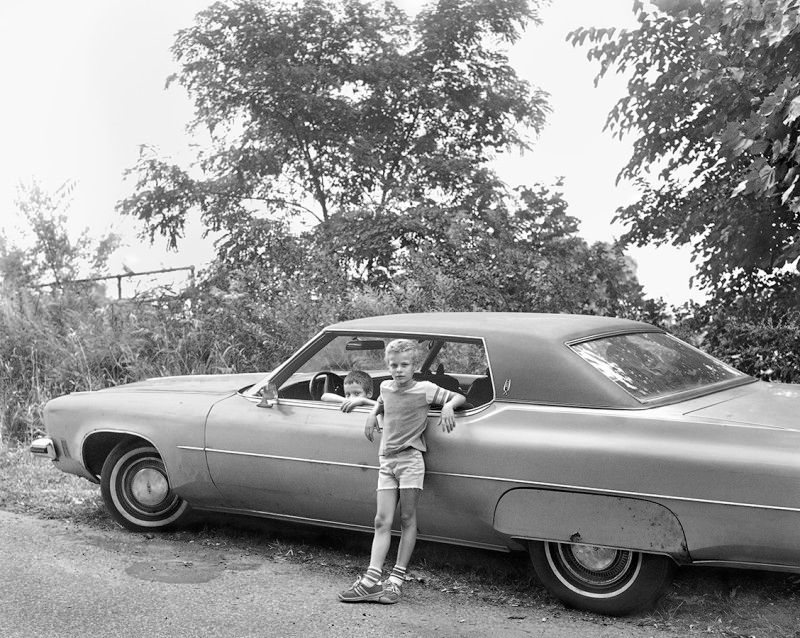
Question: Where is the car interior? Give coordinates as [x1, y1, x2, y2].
[276, 335, 494, 410]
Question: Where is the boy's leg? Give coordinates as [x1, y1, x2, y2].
[338, 487, 398, 603]
[378, 487, 421, 604]
[368, 487, 399, 570]
[394, 487, 421, 572]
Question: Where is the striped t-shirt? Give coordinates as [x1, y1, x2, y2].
[377, 380, 456, 456]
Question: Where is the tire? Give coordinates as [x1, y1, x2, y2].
[528, 541, 674, 616]
[100, 440, 191, 531]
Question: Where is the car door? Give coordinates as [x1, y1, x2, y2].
[407, 340, 507, 549]
[204, 391, 380, 529]
[413, 404, 509, 550]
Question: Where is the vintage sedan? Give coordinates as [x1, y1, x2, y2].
[31, 312, 800, 615]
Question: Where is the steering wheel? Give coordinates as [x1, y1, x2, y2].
[309, 371, 344, 401]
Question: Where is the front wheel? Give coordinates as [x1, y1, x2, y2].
[100, 440, 191, 531]
[528, 541, 674, 616]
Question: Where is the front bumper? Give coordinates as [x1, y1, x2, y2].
[30, 437, 58, 460]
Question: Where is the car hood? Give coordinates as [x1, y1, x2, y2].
[97, 372, 267, 395]
[683, 381, 800, 430]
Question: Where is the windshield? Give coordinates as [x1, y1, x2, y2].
[570, 332, 749, 402]
[297, 335, 389, 374]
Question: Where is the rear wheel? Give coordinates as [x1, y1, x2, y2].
[528, 541, 674, 615]
[100, 440, 190, 531]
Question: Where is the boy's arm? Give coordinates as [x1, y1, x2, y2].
[340, 396, 376, 413]
[364, 400, 384, 441]
[439, 392, 466, 433]
[321, 392, 344, 404]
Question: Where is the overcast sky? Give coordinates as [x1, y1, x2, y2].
[0, 0, 701, 305]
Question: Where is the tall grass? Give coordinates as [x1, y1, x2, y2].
[0, 278, 406, 444]
[0, 287, 247, 443]
[5, 276, 800, 445]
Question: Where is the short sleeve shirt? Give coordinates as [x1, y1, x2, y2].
[377, 380, 456, 456]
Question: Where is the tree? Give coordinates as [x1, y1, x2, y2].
[0, 181, 119, 290]
[119, 0, 549, 281]
[569, 0, 800, 313]
[392, 181, 651, 316]
[191, 178, 653, 339]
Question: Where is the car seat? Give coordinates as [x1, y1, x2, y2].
[464, 373, 493, 408]
[415, 363, 461, 392]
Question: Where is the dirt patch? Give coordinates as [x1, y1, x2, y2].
[124, 558, 260, 584]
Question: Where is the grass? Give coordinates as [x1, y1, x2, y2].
[0, 444, 107, 524]
[3, 444, 800, 637]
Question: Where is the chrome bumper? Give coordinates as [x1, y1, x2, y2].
[30, 437, 58, 460]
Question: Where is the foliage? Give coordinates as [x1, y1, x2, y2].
[670, 303, 800, 384]
[118, 0, 549, 280]
[706, 315, 800, 383]
[0, 284, 257, 443]
[1, 180, 119, 288]
[388, 182, 652, 317]
[0, 445, 104, 523]
[116, 0, 654, 319]
[195, 178, 655, 324]
[569, 0, 800, 309]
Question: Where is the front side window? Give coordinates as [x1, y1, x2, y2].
[278, 333, 491, 407]
[570, 332, 749, 403]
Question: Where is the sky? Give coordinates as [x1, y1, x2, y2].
[0, 0, 701, 305]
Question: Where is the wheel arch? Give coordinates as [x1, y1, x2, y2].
[83, 431, 157, 479]
[493, 488, 690, 561]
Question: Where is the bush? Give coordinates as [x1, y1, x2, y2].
[0, 278, 406, 443]
[0, 286, 247, 443]
[701, 314, 800, 384]
[8, 270, 797, 446]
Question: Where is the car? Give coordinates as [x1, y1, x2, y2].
[30, 312, 800, 615]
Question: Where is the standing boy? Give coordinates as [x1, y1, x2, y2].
[338, 339, 465, 604]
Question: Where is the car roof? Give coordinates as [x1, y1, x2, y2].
[326, 313, 660, 409]
[330, 312, 650, 342]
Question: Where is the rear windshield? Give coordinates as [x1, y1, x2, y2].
[570, 332, 749, 402]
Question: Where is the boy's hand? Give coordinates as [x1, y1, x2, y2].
[340, 397, 363, 412]
[440, 405, 456, 433]
[364, 414, 379, 441]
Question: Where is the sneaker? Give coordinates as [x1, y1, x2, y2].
[338, 577, 385, 603]
[377, 580, 401, 604]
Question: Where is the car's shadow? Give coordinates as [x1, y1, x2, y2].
[190, 509, 538, 589]
[170, 510, 800, 634]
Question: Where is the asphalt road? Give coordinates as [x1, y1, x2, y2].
[0, 510, 669, 638]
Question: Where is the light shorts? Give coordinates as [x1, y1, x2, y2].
[377, 448, 425, 491]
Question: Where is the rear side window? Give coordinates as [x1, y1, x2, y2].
[570, 332, 748, 402]
[426, 341, 488, 376]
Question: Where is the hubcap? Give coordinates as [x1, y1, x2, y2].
[570, 545, 618, 571]
[130, 467, 169, 506]
[544, 542, 642, 597]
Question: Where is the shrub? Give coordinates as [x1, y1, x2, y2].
[10, 269, 795, 446]
[701, 314, 800, 384]
[0, 286, 239, 442]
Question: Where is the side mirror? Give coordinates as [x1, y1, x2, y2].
[257, 382, 279, 408]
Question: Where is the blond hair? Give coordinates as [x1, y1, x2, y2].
[384, 338, 420, 364]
